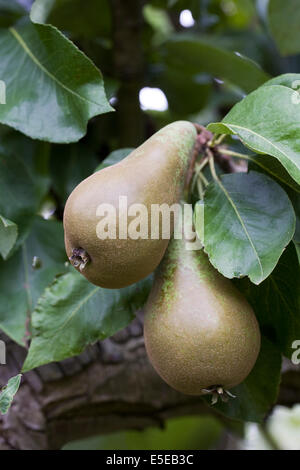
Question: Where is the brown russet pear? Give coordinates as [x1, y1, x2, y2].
[144, 236, 261, 397]
[63, 121, 197, 288]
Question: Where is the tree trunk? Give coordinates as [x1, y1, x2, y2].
[110, 0, 145, 147]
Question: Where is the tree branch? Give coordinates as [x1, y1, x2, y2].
[0, 313, 208, 450]
[0, 312, 299, 450]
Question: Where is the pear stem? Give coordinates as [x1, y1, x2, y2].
[184, 136, 203, 199]
[191, 157, 209, 195]
[184, 124, 213, 201]
[196, 156, 209, 172]
[207, 148, 220, 183]
[221, 148, 300, 193]
[198, 172, 209, 187]
[197, 177, 204, 200]
[220, 148, 252, 159]
[208, 133, 227, 147]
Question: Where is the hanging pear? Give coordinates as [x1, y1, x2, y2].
[144, 235, 261, 398]
[63, 121, 197, 288]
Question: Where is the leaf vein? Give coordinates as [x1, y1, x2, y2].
[216, 177, 264, 279]
[9, 27, 101, 108]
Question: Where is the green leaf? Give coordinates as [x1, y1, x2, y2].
[262, 79, 300, 192]
[0, 135, 50, 247]
[94, 148, 134, 172]
[0, 374, 22, 415]
[261, 73, 300, 92]
[0, 215, 18, 260]
[208, 83, 300, 185]
[30, 0, 56, 24]
[22, 272, 152, 371]
[201, 171, 295, 284]
[246, 153, 300, 194]
[164, 35, 269, 94]
[30, 0, 111, 38]
[208, 337, 281, 423]
[236, 244, 300, 358]
[0, 22, 113, 143]
[144, 4, 173, 45]
[268, 0, 300, 56]
[0, 0, 26, 27]
[0, 217, 68, 345]
[50, 142, 98, 203]
[247, 151, 300, 251]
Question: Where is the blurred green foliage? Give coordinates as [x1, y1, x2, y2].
[63, 415, 224, 450]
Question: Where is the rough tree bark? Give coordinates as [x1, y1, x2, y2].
[0, 313, 206, 450]
[0, 312, 299, 450]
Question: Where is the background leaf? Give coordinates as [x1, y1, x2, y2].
[163, 35, 269, 94]
[200, 171, 295, 284]
[268, 0, 300, 56]
[94, 147, 134, 172]
[0, 133, 50, 247]
[31, 0, 111, 39]
[0, 374, 22, 415]
[50, 142, 99, 203]
[144, 4, 174, 46]
[0, 215, 18, 260]
[235, 243, 300, 358]
[152, 67, 212, 116]
[0, 22, 113, 143]
[22, 272, 152, 371]
[0, 217, 68, 344]
[0, 0, 26, 27]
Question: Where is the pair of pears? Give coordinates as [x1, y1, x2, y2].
[64, 121, 261, 397]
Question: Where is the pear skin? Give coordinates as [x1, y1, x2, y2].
[144, 238, 261, 396]
[63, 121, 197, 288]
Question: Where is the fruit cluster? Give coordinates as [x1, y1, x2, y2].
[63, 121, 261, 401]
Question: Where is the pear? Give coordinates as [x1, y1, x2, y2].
[144, 236, 261, 397]
[63, 121, 197, 288]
